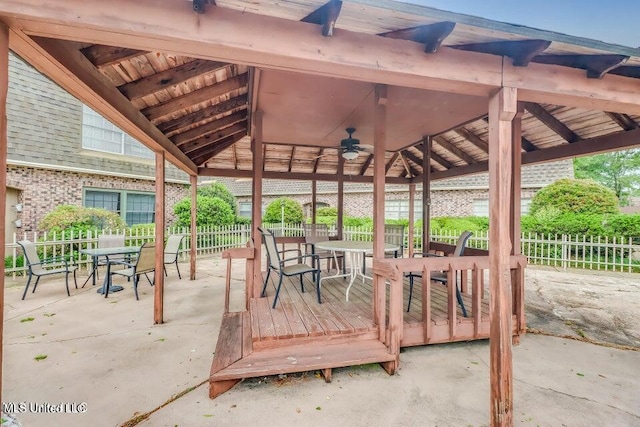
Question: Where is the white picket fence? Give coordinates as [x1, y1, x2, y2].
[4, 224, 639, 276]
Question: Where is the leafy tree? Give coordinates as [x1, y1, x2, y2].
[173, 196, 235, 227]
[574, 149, 640, 205]
[263, 198, 303, 223]
[197, 182, 237, 215]
[529, 179, 619, 216]
[40, 205, 126, 233]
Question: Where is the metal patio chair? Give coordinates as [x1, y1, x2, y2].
[164, 234, 185, 279]
[363, 224, 405, 272]
[259, 227, 321, 309]
[18, 240, 78, 300]
[405, 231, 473, 316]
[303, 223, 345, 274]
[106, 242, 156, 300]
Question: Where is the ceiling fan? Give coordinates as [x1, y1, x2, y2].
[316, 128, 374, 161]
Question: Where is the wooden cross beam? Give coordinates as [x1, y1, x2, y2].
[454, 127, 489, 153]
[192, 132, 246, 166]
[359, 153, 373, 175]
[452, 39, 551, 66]
[385, 152, 400, 174]
[172, 110, 247, 146]
[605, 112, 639, 131]
[433, 135, 477, 164]
[381, 21, 456, 53]
[80, 44, 147, 68]
[524, 102, 580, 143]
[158, 94, 248, 134]
[181, 121, 247, 154]
[301, 0, 343, 37]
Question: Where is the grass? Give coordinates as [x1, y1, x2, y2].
[34, 354, 48, 361]
[20, 317, 35, 323]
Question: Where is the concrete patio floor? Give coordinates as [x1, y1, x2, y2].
[2, 255, 639, 427]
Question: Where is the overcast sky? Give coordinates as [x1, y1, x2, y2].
[402, 0, 639, 48]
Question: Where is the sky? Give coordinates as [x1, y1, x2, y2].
[401, 0, 639, 48]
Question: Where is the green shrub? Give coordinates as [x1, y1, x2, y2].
[343, 216, 373, 227]
[316, 207, 337, 217]
[198, 182, 237, 216]
[173, 196, 235, 227]
[529, 179, 619, 215]
[234, 216, 251, 225]
[431, 216, 488, 232]
[5, 255, 24, 270]
[127, 223, 155, 235]
[312, 216, 336, 226]
[263, 198, 304, 224]
[521, 212, 640, 240]
[39, 205, 126, 234]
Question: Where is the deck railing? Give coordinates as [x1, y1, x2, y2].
[4, 223, 638, 276]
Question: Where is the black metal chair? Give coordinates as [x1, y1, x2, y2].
[259, 227, 321, 309]
[363, 224, 405, 273]
[106, 242, 156, 300]
[163, 234, 185, 279]
[18, 240, 78, 300]
[406, 231, 473, 316]
[303, 223, 345, 274]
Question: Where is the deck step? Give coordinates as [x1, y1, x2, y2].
[210, 311, 252, 375]
[210, 338, 395, 382]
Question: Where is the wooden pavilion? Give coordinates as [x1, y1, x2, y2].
[0, 1, 638, 425]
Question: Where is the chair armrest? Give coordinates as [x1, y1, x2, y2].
[40, 255, 77, 267]
[278, 248, 302, 257]
[107, 260, 135, 268]
[280, 253, 318, 265]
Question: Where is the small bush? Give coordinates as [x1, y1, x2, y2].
[343, 216, 373, 227]
[173, 196, 235, 227]
[263, 198, 304, 224]
[39, 205, 126, 234]
[529, 179, 619, 215]
[198, 182, 237, 216]
[316, 207, 337, 217]
[234, 216, 251, 225]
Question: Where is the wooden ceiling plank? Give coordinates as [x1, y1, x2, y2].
[359, 153, 373, 175]
[452, 39, 551, 66]
[172, 110, 247, 146]
[605, 112, 639, 131]
[381, 21, 456, 53]
[118, 58, 229, 100]
[402, 148, 433, 171]
[193, 133, 246, 166]
[433, 135, 477, 164]
[182, 121, 247, 154]
[157, 93, 247, 133]
[80, 44, 147, 68]
[453, 127, 489, 153]
[301, 0, 342, 37]
[532, 54, 629, 79]
[385, 152, 400, 174]
[524, 102, 580, 143]
[143, 73, 248, 122]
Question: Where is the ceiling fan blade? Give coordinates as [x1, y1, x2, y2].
[358, 144, 374, 153]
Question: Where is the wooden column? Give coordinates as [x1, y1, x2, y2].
[251, 111, 263, 298]
[154, 151, 166, 324]
[0, 22, 9, 408]
[488, 87, 517, 426]
[373, 84, 387, 338]
[408, 183, 415, 257]
[337, 157, 344, 239]
[311, 180, 317, 224]
[189, 174, 197, 280]
[510, 103, 523, 254]
[421, 137, 431, 253]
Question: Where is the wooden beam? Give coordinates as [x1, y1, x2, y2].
[609, 65, 640, 79]
[532, 54, 629, 79]
[80, 44, 147, 68]
[190, 174, 197, 280]
[337, 154, 344, 239]
[421, 137, 431, 253]
[154, 150, 166, 324]
[191, 132, 246, 166]
[359, 153, 373, 175]
[511, 103, 523, 255]
[381, 21, 456, 53]
[311, 180, 317, 224]
[385, 152, 400, 174]
[408, 183, 415, 257]
[0, 21, 8, 410]
[605, 112, 638, 131]
[158, 94, 247, 134]
[288, 146, 296, 172]
[181, 121, 247, 154]
[312, 148, 324, 173]
[415, 144, 454, 170]
[400, 149, 426, 172]
[251, 111, 263, 299]
[454, 127, 489, 153]
[301, 0, 343, 37]
[482, 116, 536, 152]
[142, 73, 248, 122]
[198, 167, 410, 184]
[119, 58, 229, 100]
[172, 110, 247, 146]
[523, 102, 580, 143]
[433, 135, 477, 164]
[488, 86, 517, 426]
[9, 33, 197, 174]
[399, 152, 413, 178]
[399, 151, 419, 177]
[453, 39, 551, 66]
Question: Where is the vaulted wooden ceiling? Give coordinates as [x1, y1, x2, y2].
[4, 0, 640, 182]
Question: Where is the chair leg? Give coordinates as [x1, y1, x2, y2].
[144, 273, 154, 286]
[315, 270, 322, 304]
[299, 275, 305, 293]
[32, 276, 41, 293]
[133, 275, 140, 300]
[164, 265, 168, 277]
[21, 273, 33, 300]
[407, 275, 414, 312]
[455, 272, 468, 317]
[73, 269, 78, 289]
[175, 260, 181, 280]
[261, 269, 271, 297]
[65, 273, 71, 297]
[271, 274, 284, 309]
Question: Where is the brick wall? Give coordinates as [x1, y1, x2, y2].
[7, 165, 189, 232]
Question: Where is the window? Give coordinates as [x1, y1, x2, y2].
[473, 198, 532, 216]
[82, 105, 154, 159]
[84, 189, 155, 226]
[238, 202, 252, 218]
[385, 200, 422, 221]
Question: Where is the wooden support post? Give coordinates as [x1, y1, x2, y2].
[190, 174, 197, 280]
[511, 103, 525, 343]
[421, 138, 431, 252]
[373, 84, 387, 345]
[408, 183, 415, 257]
[0, 22, 9, 408]
[311, 179, 317, 224]
[154, 151, 166, 324]
[337, 157, 344, 239]
[251, 111, 263, 298]
[488, 87, 517, 426]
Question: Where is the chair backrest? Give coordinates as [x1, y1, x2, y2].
[17, 240, 45, 274]
[164, 235, 184, 259]
[135, 243, 156, 275]
[98, 234, 125, 262]
[258, 227, 281, 271]
[453, 231, 474, 257]
[384, 224, 405, 250]
[303, 223, 329, 245]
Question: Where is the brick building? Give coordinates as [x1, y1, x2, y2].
[5, 52, 191, 240]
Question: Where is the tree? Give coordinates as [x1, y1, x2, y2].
[574, 149, 640, 205]
[197, 182, 237, 215]
[173, 196, 235, 227]
[263, 198, 304, 224]
[529, 179, 619, 216]
[40, 205, 126, 232]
